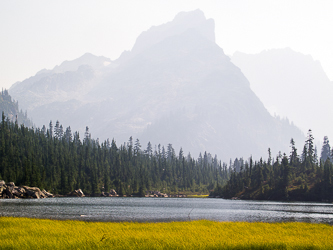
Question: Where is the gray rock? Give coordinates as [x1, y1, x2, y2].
[42, 189, 54, 198]
[6, 182, 15, 187]
[12, 187, 25, 198]
[25, 189, 40, 199]
[23, 186, 45, 199]
[5, 188, 13, 198]
[109, 189, 118, 196]
[0, 185, 6, 198]
[68, 189, 85, 197]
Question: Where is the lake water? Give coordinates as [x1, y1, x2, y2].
[1, 197, 333, 224]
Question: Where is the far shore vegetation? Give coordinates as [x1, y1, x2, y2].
[211, 132, 333, 201]
[1, 217, 333, 249]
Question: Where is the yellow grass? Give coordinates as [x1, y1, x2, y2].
[0, 217, 333, 249]
[187, 194, 209, 198]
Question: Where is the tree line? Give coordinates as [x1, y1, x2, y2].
[0, 113, 229, 195]
[211, 130, 333, 201]
[2, 89, 333, 201]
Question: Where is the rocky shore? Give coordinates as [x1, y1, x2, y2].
[145, 190, 169, 197]
[0, 180, 54, 199]
[0, 180, 183, 199]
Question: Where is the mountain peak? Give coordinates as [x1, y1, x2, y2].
[172, 9, 206, 23]
[52, 53, 112, 73]
[34, 53, 113, 77]
[130, 9, 215, 56]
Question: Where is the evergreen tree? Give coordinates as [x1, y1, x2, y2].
[134, 138, 141, 156]
[306, 129, 315, 166]
[54, 120, 60, 139]
[321, 136, 331, 162]
[84, 126, 91, 145]
[289, 138, 298, 165]
[145, 141, 153, 157]
[64, 126, 72, 143]
[49, 121, 53, 138]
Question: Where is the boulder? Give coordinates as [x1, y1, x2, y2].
[68, 189, 85, 197]
[25, 189, 40, 199]
[0, 180, 5, 186]
[6, 182, 15, 187]
[15, 186, 26, 193]
[42, 189, 54, 198]
[0, 185, 7, 199]
[76, 189, 84, 197]
[109, 189, 117, 196]
[7, 185, 15, 193]
[23, 186, 44, 199]
[12, 187, 26, 198]
[5, 182, 15, 194]
[5, 188, 14, 198]
[0, 185, 5, 195]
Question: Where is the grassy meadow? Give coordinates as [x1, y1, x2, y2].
[186, 194, 209, 198]
[0, 217, 333, 249]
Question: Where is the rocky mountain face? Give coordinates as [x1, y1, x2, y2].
[0, 89, 33, 127]
[231, 48, 333, 143]
[9, 10, 304, 161]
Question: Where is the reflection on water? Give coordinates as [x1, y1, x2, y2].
[1, 197, 333, 223]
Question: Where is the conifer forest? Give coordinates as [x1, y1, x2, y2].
[211, 133, 333, 201]
[0, 112, 229, 196]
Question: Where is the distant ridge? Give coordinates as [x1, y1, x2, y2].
[231, 48, 333, 143]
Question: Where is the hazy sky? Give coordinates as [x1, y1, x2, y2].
[1, 0, 332, 89]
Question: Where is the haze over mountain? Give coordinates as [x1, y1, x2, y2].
[231, 48, 333, 143]
[9, 10, 304, 161]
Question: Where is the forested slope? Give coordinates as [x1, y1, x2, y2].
[0, 113, 229, 195]
[212, 131, 333, 202]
